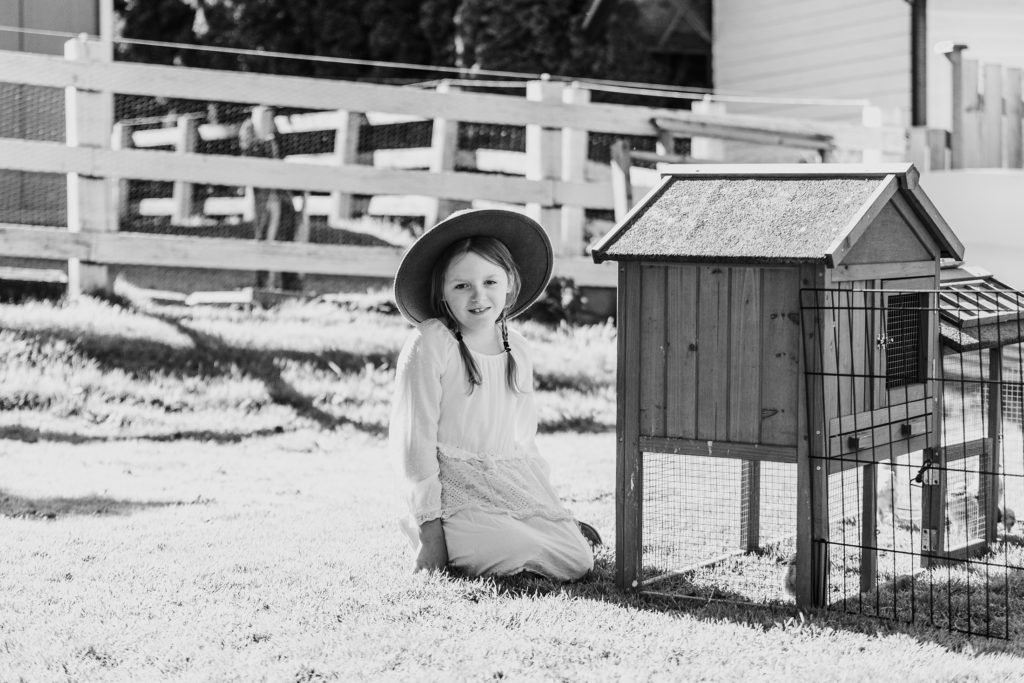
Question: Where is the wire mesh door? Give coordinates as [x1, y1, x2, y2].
[804, 285, 1022, 638]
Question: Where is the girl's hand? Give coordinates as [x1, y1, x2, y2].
[415, 518, 449, 572]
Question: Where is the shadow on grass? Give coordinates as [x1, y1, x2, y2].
[0, 424, 290, 444]
[2, 299, 391, 437]
[0, 489, 210, 520]
[472, 551, 1024, 651]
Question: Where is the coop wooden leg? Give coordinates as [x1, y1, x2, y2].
[740, 460, 760, 551]
[861, 463, 878, 594]
[616, 262, 644, 590]
[985, 348, 1002, 545]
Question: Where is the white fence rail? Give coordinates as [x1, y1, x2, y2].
[0, 38, 908, 297]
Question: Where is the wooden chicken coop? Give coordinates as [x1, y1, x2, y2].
[591, 163, 970, 611]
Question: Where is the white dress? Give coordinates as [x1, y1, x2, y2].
[390, 318, 593, 580]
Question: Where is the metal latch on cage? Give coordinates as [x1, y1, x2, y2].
[914, 453, 941, 486]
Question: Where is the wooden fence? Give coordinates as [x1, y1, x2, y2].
[0, 38, 907, 297]
[911, 46, 1024, 172]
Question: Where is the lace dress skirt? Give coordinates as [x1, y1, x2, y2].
[407, 442, 593, 581]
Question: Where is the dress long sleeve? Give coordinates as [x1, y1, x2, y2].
[389, 324, 445, 525]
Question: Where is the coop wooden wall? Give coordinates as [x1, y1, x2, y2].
[632, 262, 801, 447]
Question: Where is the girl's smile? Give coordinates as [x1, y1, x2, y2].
[443, 251, 512, 339]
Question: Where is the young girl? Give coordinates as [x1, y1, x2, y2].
[390, 209, 597, 580]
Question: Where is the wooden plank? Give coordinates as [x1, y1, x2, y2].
[560, 84, 590, 257]
[828, 415, 931, 458]
[987, 348, 1002, 546]
[171, 114, 201, 225]
[327, 111, 363, 227]
[838, 205, 934, 266]
[638, 436, 797, 463]
[826, 434, 932, 474]
[665, 265, 698, 439]
[796, 263, 829, 608]
[740, 460, 761, 551]
[525, 80, 564, 252]
[1006, 68, 1023, 169]
[639, 265, 667, 438]
[961, 58, 982, 169]
[943, 438, 992, 463]
[0, 46, 906, 155]
[825, 174, 898, 267]
[0, 138, 616, 210]
[696, 265, 730, 440]
[861, 463, 878, 594]
[659, 162, 915, 179]
[728, 267, 761, 442]
[609, 139, 633, 222]
[653, 115, 834, 151]
[425, 81, 465, 228]
[0, 224, 618, 286]
[760, 268, 800, 446]
[850, 287, 872, 419]
[64, 36, 114, 298]
[829, 396, 934, 437]
[830, 261, 935, 282]
[982, 64, 1004, 168]
[617, 262, 644, 590]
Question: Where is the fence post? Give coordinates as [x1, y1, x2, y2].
[1005, 67, 1023, 168]
[609, 139, 633, 222]
[424, 80, 468, 228]
[171, 113, 201, 225]
[908, 127, 949, 171]
[526, 78, 564, 253]
[64, 36, 114, 299]
[111, 121, 132, 225]
[560, 82, 589, 257]
[690, 95, 726, 161]
[327, 110, 364, 228]
[945, 44, 981, 169]
[981, 63, 1004, 167]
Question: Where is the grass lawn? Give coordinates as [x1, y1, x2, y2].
[1, 295, 1024, 680]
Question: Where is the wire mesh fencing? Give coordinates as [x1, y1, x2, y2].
[804, 284, 1024, 639]
[640, 451, 798, 604]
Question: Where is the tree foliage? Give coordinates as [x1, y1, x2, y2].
[115, 0, 693, 87]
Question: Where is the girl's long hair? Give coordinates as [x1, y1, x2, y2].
[429, 236, 523, 394]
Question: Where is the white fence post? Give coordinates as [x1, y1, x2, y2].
[425, 80, 468, 228]
[690, 95, 726, 161]
[327, 110, 364, 227]
[171, 113, 201, 225]
[526, 78, 564, 254]
[560, 82, 589, 257]
[64, 36, 114, 298]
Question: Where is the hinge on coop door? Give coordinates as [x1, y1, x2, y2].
[921, 528, 939, 552]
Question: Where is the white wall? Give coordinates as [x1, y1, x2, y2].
[713, 0, 909, 122]
[920, 169, 1024, 290]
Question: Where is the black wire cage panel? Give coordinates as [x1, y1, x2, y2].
[806, 286, 1024, 639]
[640, 450, 798, 605]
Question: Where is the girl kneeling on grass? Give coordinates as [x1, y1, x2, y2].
[390, 209, 600, 580]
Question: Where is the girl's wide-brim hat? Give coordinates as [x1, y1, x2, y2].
[393, 209, 553, 325]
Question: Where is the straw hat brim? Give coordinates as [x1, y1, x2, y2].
[393, 209, 554, 325]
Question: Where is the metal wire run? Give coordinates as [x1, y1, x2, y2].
[803, 285, 1024, 639]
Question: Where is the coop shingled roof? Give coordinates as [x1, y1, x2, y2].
[594, 176, 883, 263]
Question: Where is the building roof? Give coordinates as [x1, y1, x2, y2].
[591, 164, 965, 265]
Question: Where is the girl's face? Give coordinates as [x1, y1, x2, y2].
[442, 250, 512, 335]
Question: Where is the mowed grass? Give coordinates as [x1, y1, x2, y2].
[2, 294, 1024, 679]
[2, 429, 1023, 681]
[0, 293, 615, 441]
